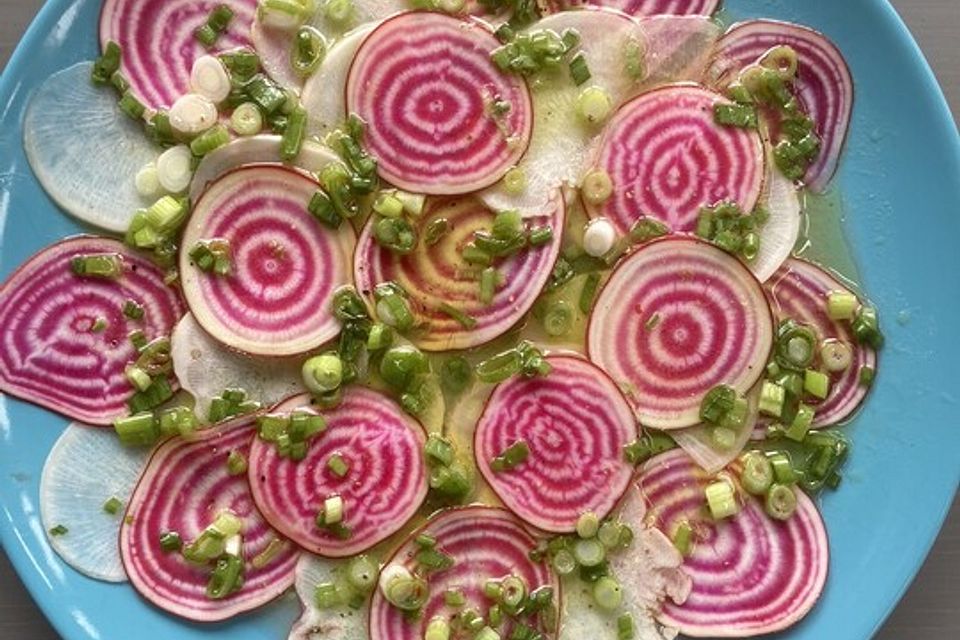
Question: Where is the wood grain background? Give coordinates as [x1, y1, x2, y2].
[0, 0, 956, 637]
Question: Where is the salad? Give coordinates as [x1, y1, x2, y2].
[0, 0, 885, 638]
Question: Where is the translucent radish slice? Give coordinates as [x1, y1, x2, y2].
[40, 423, 153, 582]
[23, 62, 158, 233]
[345, 12, 533, 194]
[120, 416, 300, 621]
[750, 135, 802, 283]
[706, 20, 853, 192]
[764, 258, 876, 427]
[179, 165, 355, 356]
[538, 0, 719, 17]
[636, 15, 722, 89]
[0, 237, 185, 425]
[560, 482, 691, 640]
[671, 384, 761, 474]
[287, 554, 369, 639]
[302, 23, 377, 139]
[171, 313, 305, 422]
[584, 84, 765, 234]
[189, 136, 340, 203]
[479, 8, 648, 214]
[354, 193, 565, 351]
[640, 449, 829, 637]
[587, 237, 774, 430]
[99, 0, 258, 110]
[248, 390, 427, 557]
[369, 506, 559, 640]
[475, 355, 638, 533]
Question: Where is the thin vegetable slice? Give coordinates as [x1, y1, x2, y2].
[0, 237, 184, 425]
[190, 135, 341, 202]
[248, 389, 427, 557]
[765, 259, 876, 427]
[171, 313, 304, 421]
[584, 85, 764, 234]
[636, 15, 722, 89]
[539, 0, 719, 16]
[99, 0, 258, 109]
[301, 23, 377, 139]
[560, 482, 691, 640]
[355, 194, 564, 351]
[345, 12, 533, 194]
[706, 20, 853, 191]
[587, 237, 773, 430]
[639, 449, 828, 637]
[179, 165, 355, 356]
[120, 415, 299, 621]
[370, 506, 559, 640]
[288, 554, 370, 639]
[475, 354, 637, 533]
[23, 62, 158, 233]
[672, 384, 761, 474]
[479, 8, 649, 214]
[749, 134, 802, 282]
[40, 423, 153, 582]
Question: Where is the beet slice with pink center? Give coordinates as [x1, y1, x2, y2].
[584, 84, 765, 234]
[99, 0, 258, 110]
[354, 193, 565, 351]
[639, 449, 829, 637]
[587, 237, 774, 430]
[765, 258, 877, 427]
[120, 416, 299, 621]
[345, 12, 533, 195]
[370, 506, 560, 640]
[179, 165, 355, 357]
[706, 20, 853, 192]
[474, 354, 638, 533]
[538, 0, 719, 16]
[248, 389, 428, 557]
[0, 237, 184, 425]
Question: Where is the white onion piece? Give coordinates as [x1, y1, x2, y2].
[479, 9, 647, 214]
[22, 62, 158, 232]
[168, 93, 218, 135]
[156, 144, 194, 193]
[189, 55, 232, 103]
[671, 383, 761, 474]
[170, 313, 305, 421]
[189, 135, 339, 202]
[750, 136, 803, 283]
[560, 482, 689, 640]
[40, 423, 153, 582]
[288, 554, 369, 639]
[135, 162, 162, 199]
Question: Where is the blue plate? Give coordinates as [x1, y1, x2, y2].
[1, 0, 958, 638]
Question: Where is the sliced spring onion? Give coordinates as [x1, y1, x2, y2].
[190, 55, 231, 102]
[672, 520, 693, 556]
[426, 617, 451, 640]
[826, 291, 859, 321]
[134, 162, 161, 199]
[374, 216, 418, 254]
[758, 381, 786, 418]
[851, 306, 884, 349]
[820, 340, 853, 372]
[768, 452, 797, 484]
[569, 52, 591, 86]
[573, 538, 605, 567]
[190, 123, 230, 157]
[804, 369, 830, 399]
[500, 575, 527, 610]
[740, 451, 774, 496]
[280, 107, 307, 161]
[49, 524, 69, 536]
[593, 576, 623, 611]
[576, 86, 613, 126]
[91, 41, 121, 84]
[581, 169, 613, 205]
[113, 412, 160, 447]
[230, 102, 263, 136]
[765, 483, 798, 520]
[438, 303, 477, 329]
[552, 548, 576, 575]
[71, 253, 123, 279]
[490, 440, 529, 473]
[379, 345, 428, 390]
[618, 612, 636, 640]
[168, 93, 218, 136]
[785, 403, 814, 442]
[102, 496, 123, 515]
[159, 531, 182, 553]
[327, 453, 350, 478]
[379, 564, 428, 611]
[542, 300, 573, 337]
[292, 25, 326, 77]
[503, 166, 526, 194]
[206, 553, 244, 600]
[576, 512, 600, 539]
[705, 479, 739, 520]
[347, 554, 378, 592]
[714, 103, 758, 129]
[302, 353, 343, 394]
[859, 366, 876, 387]
[226, 449, 248, 476]
[156, 145, 193, 193]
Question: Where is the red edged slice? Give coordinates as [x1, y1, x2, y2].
[120, 416, 299, 621]
[475, 354, 638, 533]
[587, 237, 774, 430]
[538, 0, 719, 16]
[370, 506, 560, 640]
[639, 449, 829, 637]
[345, 12, 533, 194]
[248, 389, 428, 557]
[0, 237, 184, 425]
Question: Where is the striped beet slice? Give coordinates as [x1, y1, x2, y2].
[355, 194, 565, 351]
[0, 237, 185, 425]
[474, 355, 638, 533]
[584, 85, 764, 234]
[99, 0, 258, 110]
[120, 416, 299, 621]
[248, 389, 428, 557]
[345, 12, 533, 194]
[539, 0, 719, 16]
[587, 237, 774, 430]
[179, 165, 355, 356]
[765, 258, 876, 427]
[706, 20, 853, 192]
[639, 449, 828, 637]
[370, 506, 560, 640]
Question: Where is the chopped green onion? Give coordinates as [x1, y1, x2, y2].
[578, 273, 601, 315]
[618, 612, 636, 640]
[327, 453, 350, 478]
[157, 406, 198, 437]
[592, 576, 623, 611]
[804, 369, 830, 399]
[206, 554, 244, 600]
[346, 554, 378, 592]
[424, 434, 455, 467]
[623, 36, 644, 80]
[49, 524, 69, 537]
[71, 253, 123, 279]
[542, 300, 573, 337]
[739, 451, 774, 496]
[428, 462, 472, 501]
[438, 302, 477, 329]
[768, 452, 797, 484]
[324, 0, 354, 23]
[826, 291, 859, 321]
[444, 588, 466, 608]
[314, 581, 340, 609]
[291, 25, 325, 77]
[500, 575, 526, 609]
[573, 538, 605, 567]
[502, 166, 526, 194]
[711, 425, 737, 450]
[581, 168, 613, 205]
[551, 548, 576, 575]
[490, 440, 530, 472]
[366, 323, 393, 352]
[91, 41, 122, 85]
[672, 520, 693, 556]
[785, 404, 814, 441]
[577, 86, 613, 125]
[628, 217, 670, 244]
[118, 90, 146, 120]
[775, 320, 818, 371]
[316, 495, 345, 527]
[416, 547, 455, 571]
[226, 449, 248, 476]
[425, 617, 451, 640]
[569, 52, 591, 86]
[765, 483, 798, 520]
[379, 345, 428, 389]
[758, 381, 786, 418]
[760, 45, 799, 79]
[374, 216, 418, 254]
[280, 106, 307, 161]
[122, 300, 144, 320]
[189, 123, 230, 157]
[820, 340, 853, 372]
[851, 306, 884, 349]
[528, 225, 554, 246]
[381, 566, 428, 611]
[714, 103, 758, 128]
[475, 627, 500, 640]
[705, 479, 739, 520]
[699, 384, 736, 425]
[477, 266, 498, 306]
[859, 365, 876, 387]
[308, 189, 342, 229]
[440, 356, 473, 395]
[576, 511, 600, 539]
[251, 537, 285, 569]
[114, 412, 159, 447]
[102, 496, 123, 515]
[302, 353, 343, 394]
[422, 217, 450, 247]
[159, 531, 182, 553]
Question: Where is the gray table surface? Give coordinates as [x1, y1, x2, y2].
[0, 0, 957, 638]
